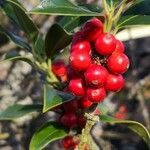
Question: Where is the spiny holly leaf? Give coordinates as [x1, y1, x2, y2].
[29, 122, 68, 150]
[99, 115, 150, 149]
[29, 0, 101, 16]
[1, 51, 34, 66]
[0, 26, 31, 52]
[43, 84, 75, 113]
[0, 104, 42, 120]
[2, 0, 38, 43]
[117, 15, 150, 29]
[45, 24, 72, 58]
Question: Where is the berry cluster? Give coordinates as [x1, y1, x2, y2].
[68, 18, 129, 107]
[52, 18, 130, 149]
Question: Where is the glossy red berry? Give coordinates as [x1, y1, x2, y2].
[72, 31, 84, 43]
[69, 51, 91, 71]
[71, 39, 91, 53]
[107, 53, 130, 74]
[68, 78, 85, 96]
[95, 33, 117, 55]
[77, 115, 87, 128]
[105, 74, 124, 92]
[61, 136, 77, 149]
[82, 18, 103, 42]
[60, 113, 77, 128]
[84, 64, 108, 87]
[114, 40, 125, 53]
[79, 97, 93, 109]
[52, 60, 67, 77]
[63, 100, 78, 113]
[86, 87, 106, 103]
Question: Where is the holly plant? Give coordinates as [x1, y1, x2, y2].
[0, 0, 150, 150]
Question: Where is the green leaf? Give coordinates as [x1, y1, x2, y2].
[43, 84, 75, 113]
[30, 122, 68, 150]
[2, 0, 38, 42]
[99, 115, 150, 149]
[58, 4, 102, 33]
[35, 35, 45, 56]
[0, 26, 31, 51]
[59, 16, 90, 33]
[124, 0, 150, 15]
[0, 104, 42, 120]
[97, 102, 109, 115]
[1, 51, 34, 66]
[117, 15, 150, 29]
[45, 24, 72, 57]
[29, 0, 101, 16]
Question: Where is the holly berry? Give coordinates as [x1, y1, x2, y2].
[79, 97, 93, 109]
[115, 112, 126, 120]
[72, 31, 84, 43]
[60, 113, 77, 128]
[105, 74, 124, 92]
[119, 104, 127, 113]
[87, 87, 106, 103]
[69, 51, 91, 71]
[82, 18, 103, 42]
[114, 40, 125, 53]
[95, 33, 117, 55]
[107, 53, 130, 74]
[84, 64, 108, 87]
[61, 136, 78, 149]
[71, 39, 91, 53]
[63, 100, 78, 113]
[68, 78, 85, 96]
[52, 60, 67, 77]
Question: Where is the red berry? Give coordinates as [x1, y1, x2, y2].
[78, 115, 87, 128]
[115, 112, 126, 120]
[119, 105, 127, 113]
[72, 31, 84, 43]
[107, 53, 130, 74]
[68, 78, 85, 96]
[52, 60, 67, 77]
[84, 64, 108, 87]
[71, 39, 91, 53]
[63, 100, 78, 113]
[61, 136, 77, 149]
[82, 18, 103, 42]
[105, 74, 124, 92]
[95, 33, 117, 55]
[114, 40, 125, 53]
[79, 97, 93, 109]
[69, 51, 91, 71]
[86, 87, 106, 103]
[60, 113, 77, 128]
